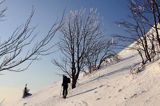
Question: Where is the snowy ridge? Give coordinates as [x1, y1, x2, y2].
[6, 42, 160, 106]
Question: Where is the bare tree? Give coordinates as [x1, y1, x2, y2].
[148, 0, 160, 46]
[115, 0, 160, 66]
[86, 38, 116, 73]
[114, 0, 160, 73]
[0, 1, 63, 72]
[130, 0, 160, 52]
[54, 9, 104, 89]
[116, 19, 151, 65]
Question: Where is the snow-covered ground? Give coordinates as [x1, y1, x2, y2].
[4, 41, 160, 106]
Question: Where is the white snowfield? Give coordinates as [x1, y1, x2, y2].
[6, 42, 160, 106]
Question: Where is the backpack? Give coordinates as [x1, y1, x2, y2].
[67, 78, 70, 83]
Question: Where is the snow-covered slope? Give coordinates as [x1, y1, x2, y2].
[6, 42, 160, 106]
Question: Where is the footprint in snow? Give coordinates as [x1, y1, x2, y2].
[118, 89, 122, 92]
[107, 85, 110, 87]
[74, 100, 88, 106]
[94, 91, 98, 93]
[82, 101, 88, 106]
[108, 96, 111, 99]
[96, 98, 101, 101]
[23, 102, 27, 106]
[99, 85, 104, 88]
[53, 96, 56, 98]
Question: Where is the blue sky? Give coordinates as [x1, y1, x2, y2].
[0, 0, 129, 104]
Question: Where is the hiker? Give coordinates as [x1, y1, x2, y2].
[62, 75, 70, 98]
[22, 84, 32, 98]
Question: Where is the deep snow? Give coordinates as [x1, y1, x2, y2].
[4, 40, 160, 106]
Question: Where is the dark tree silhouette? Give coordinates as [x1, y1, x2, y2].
[116, 0, 160, 64]
[54, 9, 116, 88]
[86, 38, 116, 73]
[0, 1, 63, 72]
[54, 9, 105, 88]
[115, 0, 160, 73]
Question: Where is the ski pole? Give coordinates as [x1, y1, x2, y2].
[60, 86, 62, 97]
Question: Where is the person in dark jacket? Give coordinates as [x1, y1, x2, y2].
[62, 75, 70, 98]
[22, 84, 32, 98]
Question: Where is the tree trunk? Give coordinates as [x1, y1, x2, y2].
[97, 59, 103, 70]
[72, 76, 77, 89]
[137, 49, 145, 65]
[152, 4, 160, 47]
[144, 48, 151, 62]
